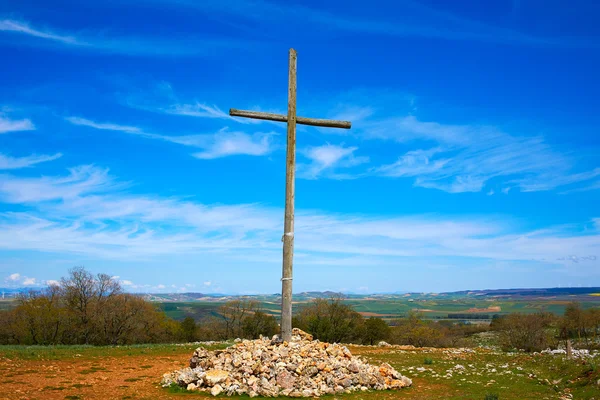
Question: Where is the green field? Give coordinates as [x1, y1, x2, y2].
[157, 296, 600, 322]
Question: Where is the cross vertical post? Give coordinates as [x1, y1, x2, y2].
[281, 48, 297, 342]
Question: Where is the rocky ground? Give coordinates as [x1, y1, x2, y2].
[1, 340, 598, 399]
[161, 329, 412, 397]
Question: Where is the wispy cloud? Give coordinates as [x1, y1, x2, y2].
[66, 116, 275, 159]
[0, 19, 78, 44]
[560, 180, 600, 194]
[0, 115, 35, 134]
[0, 164, 118, 203]
[0, 165, 598, 267]
[123, 0, 599, 48]
[0, 153, 62, 170]
[298, 144, 368, 179]
[191, 129, 273, 159]
[353, 113, 598, 193]
[0, 18, 244, 56]
[160, 103, 230, 119]
[65, 117, 142, 134]
[121, 82, 265, 125]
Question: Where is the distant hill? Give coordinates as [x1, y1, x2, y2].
[450, 287, 600, 299]
[0, 287, 30, 298]
[4, 286, 599, 302]
[139, 287, 600, 303]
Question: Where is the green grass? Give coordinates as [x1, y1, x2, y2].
[79, 366, 108, 374]
[353, 345, 600, 399]
[0, 342, 232, 361]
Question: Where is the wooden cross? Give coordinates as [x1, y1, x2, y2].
[229, 48, 351, 342]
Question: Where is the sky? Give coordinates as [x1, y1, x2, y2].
[0, 0, 599, 294]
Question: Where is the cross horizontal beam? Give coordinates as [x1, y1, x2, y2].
[229, 108, 351, 129]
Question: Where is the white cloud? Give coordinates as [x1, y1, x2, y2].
[121, 280, 133, 286]
[122, 82, 265, 125]
[0, 19, 242, 56]
[203, 281, 212, 286]
[162, 103, 229, 119]
[368, 115, 472, 145]
[298, 144, 368, 179]
[375, 147, 449, 178]
[156, 284, 166, 289]
[66, 116, 275, 159]
[7, 273, 20, 281]
[191, 129, 273, 159]
[4, 273, 40, 287]
[22, 277, 36, 285]
[561, 180, 600, 194]
[0, 164, 597, 269]
[0, 116, 35, 134]
[330, 106, 375, 124]
[0, 164, 117, 203]
[65, 117, 142, 134]
[520, 169, 600, 192]
[0, 153, 62, 170]
[367, 115, 599, 193]
[0, 19, 78, 44]
[45, 279, 60, 286]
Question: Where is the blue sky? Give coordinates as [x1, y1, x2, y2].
[1, 0, 599, 294]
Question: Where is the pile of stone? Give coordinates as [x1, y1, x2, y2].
[162, 328, 412, 397]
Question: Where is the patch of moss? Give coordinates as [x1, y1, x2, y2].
[43, 385, 66, 391]
[78, 366, 108, 374]
[71, 383, 92, 389]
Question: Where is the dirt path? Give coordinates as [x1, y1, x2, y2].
[0, 351, 449, 400]
[0, 353, 190, 400]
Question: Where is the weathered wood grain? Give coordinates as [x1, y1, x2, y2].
[280, 48, 297, 343]
[229, 109, 351, 129]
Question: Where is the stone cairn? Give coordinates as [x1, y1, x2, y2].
[162, 328, 412, 397]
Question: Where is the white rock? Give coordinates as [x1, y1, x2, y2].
[210, 384, 223, 396]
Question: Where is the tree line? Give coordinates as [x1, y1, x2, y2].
[491, 303, 600, 352]
[180, 297, 489, 347]
[0, 267, 180, 345]
[1, 268, 599, 353]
